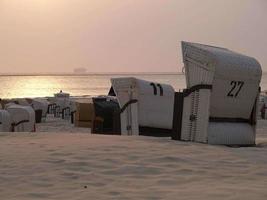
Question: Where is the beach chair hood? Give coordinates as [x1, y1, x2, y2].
[182, 41, 262, 119]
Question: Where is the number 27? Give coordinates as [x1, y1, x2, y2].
[227, 81, 244, 97]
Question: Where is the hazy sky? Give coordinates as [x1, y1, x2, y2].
[0, 0, 266, 74]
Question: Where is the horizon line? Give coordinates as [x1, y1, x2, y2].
[0, 72, 184, 76]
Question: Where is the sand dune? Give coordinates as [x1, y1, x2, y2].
[0, 122, 267, 200]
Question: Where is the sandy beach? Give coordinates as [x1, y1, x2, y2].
[1, 0, 267, 199]
[0, 119, 266, 200]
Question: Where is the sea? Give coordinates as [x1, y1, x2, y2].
[0, 73, 266, 99]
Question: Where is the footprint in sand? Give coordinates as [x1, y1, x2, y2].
[49, 152, 74, 157]
[45, 158, 66, 164]
[47, 149, 56, 152]
[26, 192, 51, 199]
[101, 165, 163, 176]
[60, 172, 80, 180]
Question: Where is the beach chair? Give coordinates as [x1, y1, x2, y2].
[32, 98, 49, 122]
[172, 41, 262, 146]
[69, 98, 77, 124]
[92, 96, 121, 134]
[0, 110, 12, 132]
[16, 98, 48, 123]
[6, 105, 36, 132]
[74, 99, 95, 128]
[54, 91, 71, 119]
[19, 98, 43, 123]
[260, 95, 267, 119]
[111, 77, 175, 136]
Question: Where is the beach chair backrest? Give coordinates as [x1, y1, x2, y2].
[136, 79, 175, 129]
[111, 78, 139, 135]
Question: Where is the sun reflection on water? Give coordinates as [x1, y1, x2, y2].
[0, 74, 187, 99]
[1, 76, 62, 98]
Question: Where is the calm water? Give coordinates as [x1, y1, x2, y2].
[0, 74, 186, 98]
[1, 73, 266, 99]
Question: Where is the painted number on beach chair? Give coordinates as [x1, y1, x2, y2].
[150, 83, 157, 95]
[150, 83, 163, 96]
[227, 81, 244, 98]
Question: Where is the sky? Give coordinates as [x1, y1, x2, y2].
[0, 0, 266, 74]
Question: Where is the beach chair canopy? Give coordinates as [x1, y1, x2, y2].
[182, 41, 262, 120]
[16, 98, 31, 106]
[4, 102, 17, 109]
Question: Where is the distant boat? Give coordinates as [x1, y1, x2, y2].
[73, 68, 87, 74]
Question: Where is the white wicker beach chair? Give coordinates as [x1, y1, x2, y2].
[6, 105, 35, 132]
[172, 41, 262, 146]
[111, 77, 175, 136]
